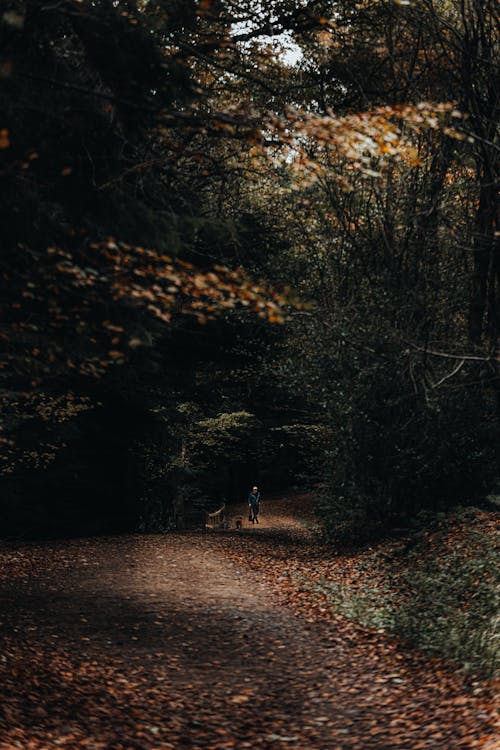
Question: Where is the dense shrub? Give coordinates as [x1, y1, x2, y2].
[316, 326, 498, 545]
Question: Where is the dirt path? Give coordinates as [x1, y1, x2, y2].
[0, 499, 497, 749]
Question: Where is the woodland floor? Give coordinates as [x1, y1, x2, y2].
[0, 495, 498, 749]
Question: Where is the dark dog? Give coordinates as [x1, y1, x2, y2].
[235, 516, 243, 529]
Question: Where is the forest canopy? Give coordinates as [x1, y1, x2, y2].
[0, 0, 498, 538]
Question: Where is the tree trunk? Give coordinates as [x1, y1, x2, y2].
[468, 181, 499, 346]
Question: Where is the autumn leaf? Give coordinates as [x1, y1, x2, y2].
[0, 128, 10, 148]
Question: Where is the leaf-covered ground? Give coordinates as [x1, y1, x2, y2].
[0, 497, 498, 749]
[223, 495, 500, 676]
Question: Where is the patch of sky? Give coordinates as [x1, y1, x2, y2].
[231, 17, 303, 66]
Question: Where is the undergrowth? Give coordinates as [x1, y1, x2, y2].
[299, 510, 499, 679]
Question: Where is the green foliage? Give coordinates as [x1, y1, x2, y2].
[393, 541, 499, 679]
[192, 411, 257, 456]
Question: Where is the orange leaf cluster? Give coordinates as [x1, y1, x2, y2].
[266, 102, 464, 185]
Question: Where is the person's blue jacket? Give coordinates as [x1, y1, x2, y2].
[248, 491, 260, 508]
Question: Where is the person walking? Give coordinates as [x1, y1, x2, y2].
[248, 486, 261, 524]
